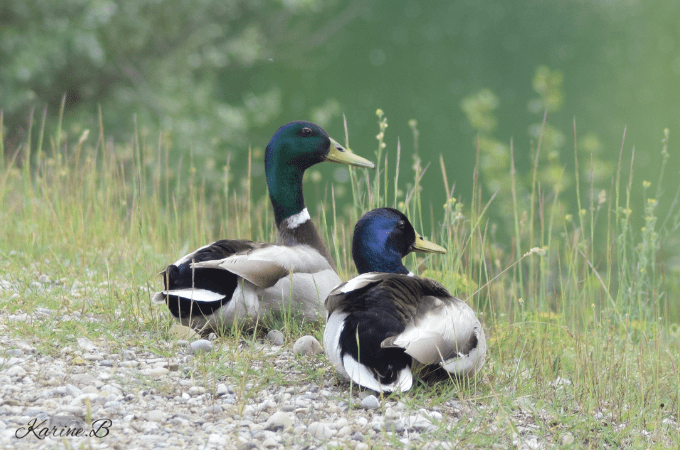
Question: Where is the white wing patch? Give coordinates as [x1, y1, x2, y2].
[341, 354, 413, 393]
[154, 288, 224, 303]
[331, 273, 385, 295]
[171, 241, 216, 267]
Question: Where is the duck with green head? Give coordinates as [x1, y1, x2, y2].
[152, 121, 375, 332]
[324, 208, 487, 392]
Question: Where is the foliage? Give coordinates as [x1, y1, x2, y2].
[0, 0, 342, 173]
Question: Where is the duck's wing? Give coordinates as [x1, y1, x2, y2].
[323, 272, 390, 314]
[191, 244, 334, 288]
[152, 239, 256, 316]
[382, 293, 486, 376]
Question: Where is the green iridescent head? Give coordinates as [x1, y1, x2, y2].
[265, 121, 374, 225]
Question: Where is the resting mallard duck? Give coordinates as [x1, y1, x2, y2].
[324, 207, 487, 392]
[152, 121, 375, 332]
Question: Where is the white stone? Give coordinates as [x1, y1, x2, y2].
[216, 383, 230, 396]
[141, 367, 169, 377]
[308, 421, 335, 439]
[147, 410, 165, 422]
[264, 411, 293, 431]
[361, 395, 380, 410]
[188, 386, 206, 395]
[266, 330, 285, 346]
[5, 365, 27, 378]
[262, 437, 279, 448]
[187, 339, 213, 354]
[293, 335, 323, 356]
[77, 337, 97, 351]
[562, 433, 575, 445]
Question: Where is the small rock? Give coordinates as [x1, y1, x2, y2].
[408, 414, 437, 432]
[146, 410, 164, 422]
[101, 384, 122, 396]
[207, 333, 217, 341]
[262, 437, 278, 448]
[188, 386, 206, 395]
[35, 307, 55, 316]
[6, 349, 23, 357]
[562, 433, 575, 445]
[65, 384, 83, 398]
[9, 313, 29, 321]
[77, 337, 97, 352]
[208, 433, 227, 446]
[266, 330, 285, 346]
[293, 335, 323, 356]
[122, 350, 136, 360]
[104, 401, 122, 411]
[337, 426, 352, 437]
[15, 340, 36, 351]
[6, 366, 27, 378]
[187, 339, 213, 355]
[216, 383, 231, 396]
[204, 405, 222, 414]
[383, 420, 404, 433]
[308, 421, 334, 439]
[360, 395, 380, 410]
[351, 431, 365, 441]
[141, 367, 169, 377]
[264, 411, 293, 431]
[82, 386, 100, 395]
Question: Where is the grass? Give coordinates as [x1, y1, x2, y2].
[1, 106, 679, 448]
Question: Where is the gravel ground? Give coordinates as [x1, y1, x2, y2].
[0, 293, 563, 450]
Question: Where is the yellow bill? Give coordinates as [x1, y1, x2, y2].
[412, 234, 447, 254]
[325, 137, 376, 169]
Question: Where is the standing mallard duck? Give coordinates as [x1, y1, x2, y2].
[324, 208, 486, 392]
[152, 121, 375, 332]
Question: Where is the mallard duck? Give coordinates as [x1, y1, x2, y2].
[324, 207, 487, 392]
[152, 121, 375, 332]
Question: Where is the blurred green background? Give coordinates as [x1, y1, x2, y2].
[2, 0, 679, 235]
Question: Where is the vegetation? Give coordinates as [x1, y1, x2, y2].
[0, 0, 352, 168]
[1, 100, 678, 447]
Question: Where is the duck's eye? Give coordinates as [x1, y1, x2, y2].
[397, 221, 405, 230]
[300, 127, 313, 137]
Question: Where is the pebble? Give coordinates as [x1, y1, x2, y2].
[266, 330, 285, 346]
[360, 395, 380, 410]
[562, 433, 575, 445]
[187, 339, 213, 354]
[147, 410, 165, 422]
[264, 411, 293, 431]
[6, 365, 27, 378]
[216, 383, 231, 396]
[77, 337, 97, 351]
[292, 335, 323, 356]
[188, 386, 206, 395]
[308, 421, 335, 439]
